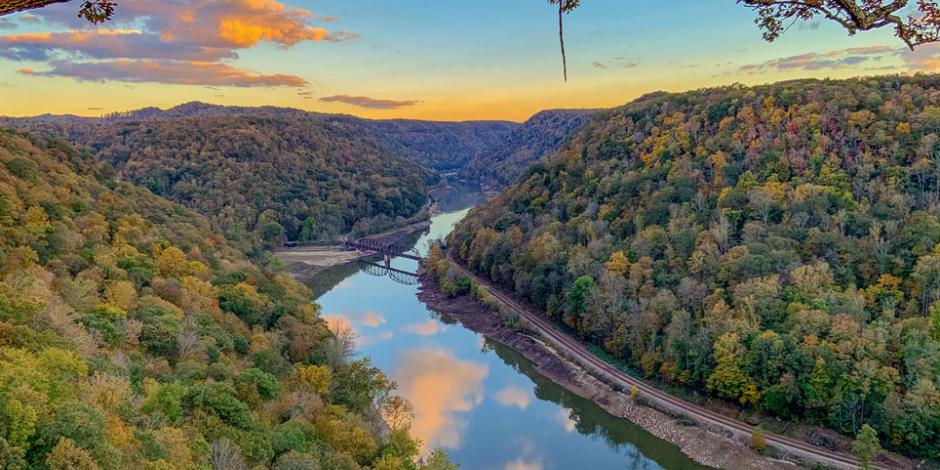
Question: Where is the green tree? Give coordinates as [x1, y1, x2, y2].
[236, 368, 281, 401]
[331, 359, 394, 414]
[0, 437, 26, 470]
[853, 424, 882, 470]
[142, 381, 187, 423]
[2, 399, 36, 449]
[931, 301, 940, 341]
[420, 449, 458, 470]
[566, 275, 594, 325]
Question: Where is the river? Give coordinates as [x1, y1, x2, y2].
[308, 198, 707, 470]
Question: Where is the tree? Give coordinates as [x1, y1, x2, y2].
[739, 0, 940, 49]
[274, 451, 320, 470]
[751, 425, 768, 453]
[420, 449, 458, 470]
[0, 0, 115, 23]
[931, 301, 940, 340]
[45, 438, 98, 470]
[298, 365, 332, 396]
[707, 332, 756, 404]
[331, 359, 394, 414]
[565, 275, 595, 327]
[0, 437, 26, 470]
[544, 1, 940, 80]
[381, 395, 415, 431]
[605, 251, 630, 276]
[853, 424, 882, 470]
[211, 439, 248, 470]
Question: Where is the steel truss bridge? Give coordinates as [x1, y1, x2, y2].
[344, 238, 423, 261]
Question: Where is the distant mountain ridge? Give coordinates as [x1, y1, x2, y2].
[2, 102, 595, 178]
[0, 102, 594, 251]
[2, 101, 523, 173]
[461, 109, 594, 188]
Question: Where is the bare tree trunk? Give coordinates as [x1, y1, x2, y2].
[558, 0, 567, 82]
[0, 0, 70, 17]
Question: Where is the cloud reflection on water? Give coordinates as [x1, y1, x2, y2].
[494, 385, 532, 410]
[393, 348, 489, 452]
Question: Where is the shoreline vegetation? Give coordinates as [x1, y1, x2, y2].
[419, 244, 915, 469]
[447, 76, 940, 467]
[0, 131, 459, 470]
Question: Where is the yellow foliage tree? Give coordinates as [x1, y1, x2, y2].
[298, 364, 332, 396]
[605, 251, 630, 276]
[104, 281, 136, 311]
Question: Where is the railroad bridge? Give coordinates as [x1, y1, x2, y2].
[343, 238, 424, 261]
[342, 237, 426, 286]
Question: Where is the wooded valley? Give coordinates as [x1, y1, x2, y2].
[449, 75, 940, 459]
[0, 130, 456, 469]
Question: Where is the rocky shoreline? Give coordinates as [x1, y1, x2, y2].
[416, 271, 803, 470]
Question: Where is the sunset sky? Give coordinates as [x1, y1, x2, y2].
[0, 0, 936, 121]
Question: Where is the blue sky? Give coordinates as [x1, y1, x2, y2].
[0, 0, 930, 120]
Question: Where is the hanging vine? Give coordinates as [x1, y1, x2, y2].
[548, 0, 581, 82]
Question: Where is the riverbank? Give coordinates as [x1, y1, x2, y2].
[417, 265, 918, 470]
[416, 271, 785, 469]
[276, 218, 432, 278]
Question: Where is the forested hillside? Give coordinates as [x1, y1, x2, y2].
[461, 110, 593, 187]
[101, 102, 519, 173]
[4, 114, 432, 253]
[0, 130, 452, 469]
[449, 75, 940, 459]
[354, 119, 517, 173]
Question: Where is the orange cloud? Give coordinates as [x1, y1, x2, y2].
[404, 319, 442, 336]
[361, 310, 386, 327]
[5, 0, 353, 87]
[322, 314, 354, 335]
[134, 0, 358, 49]
[393, 349, 489, 452]
[16, 67, 34, 74]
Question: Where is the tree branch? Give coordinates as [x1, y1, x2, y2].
[0, 0, 70, 17]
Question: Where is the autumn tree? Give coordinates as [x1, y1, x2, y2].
[751, 425, 768, 453]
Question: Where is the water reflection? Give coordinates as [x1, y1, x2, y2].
[309, 203, 709, 470]
[393, 349, 489, 452]
[494, 385, 533, 410]
[403, 319, 443, 336]
[486, 337, 706, 470]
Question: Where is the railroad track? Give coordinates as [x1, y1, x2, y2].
[446, 256, 887, 470]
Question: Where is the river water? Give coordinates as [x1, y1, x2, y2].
[309, 199, 706, 470]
